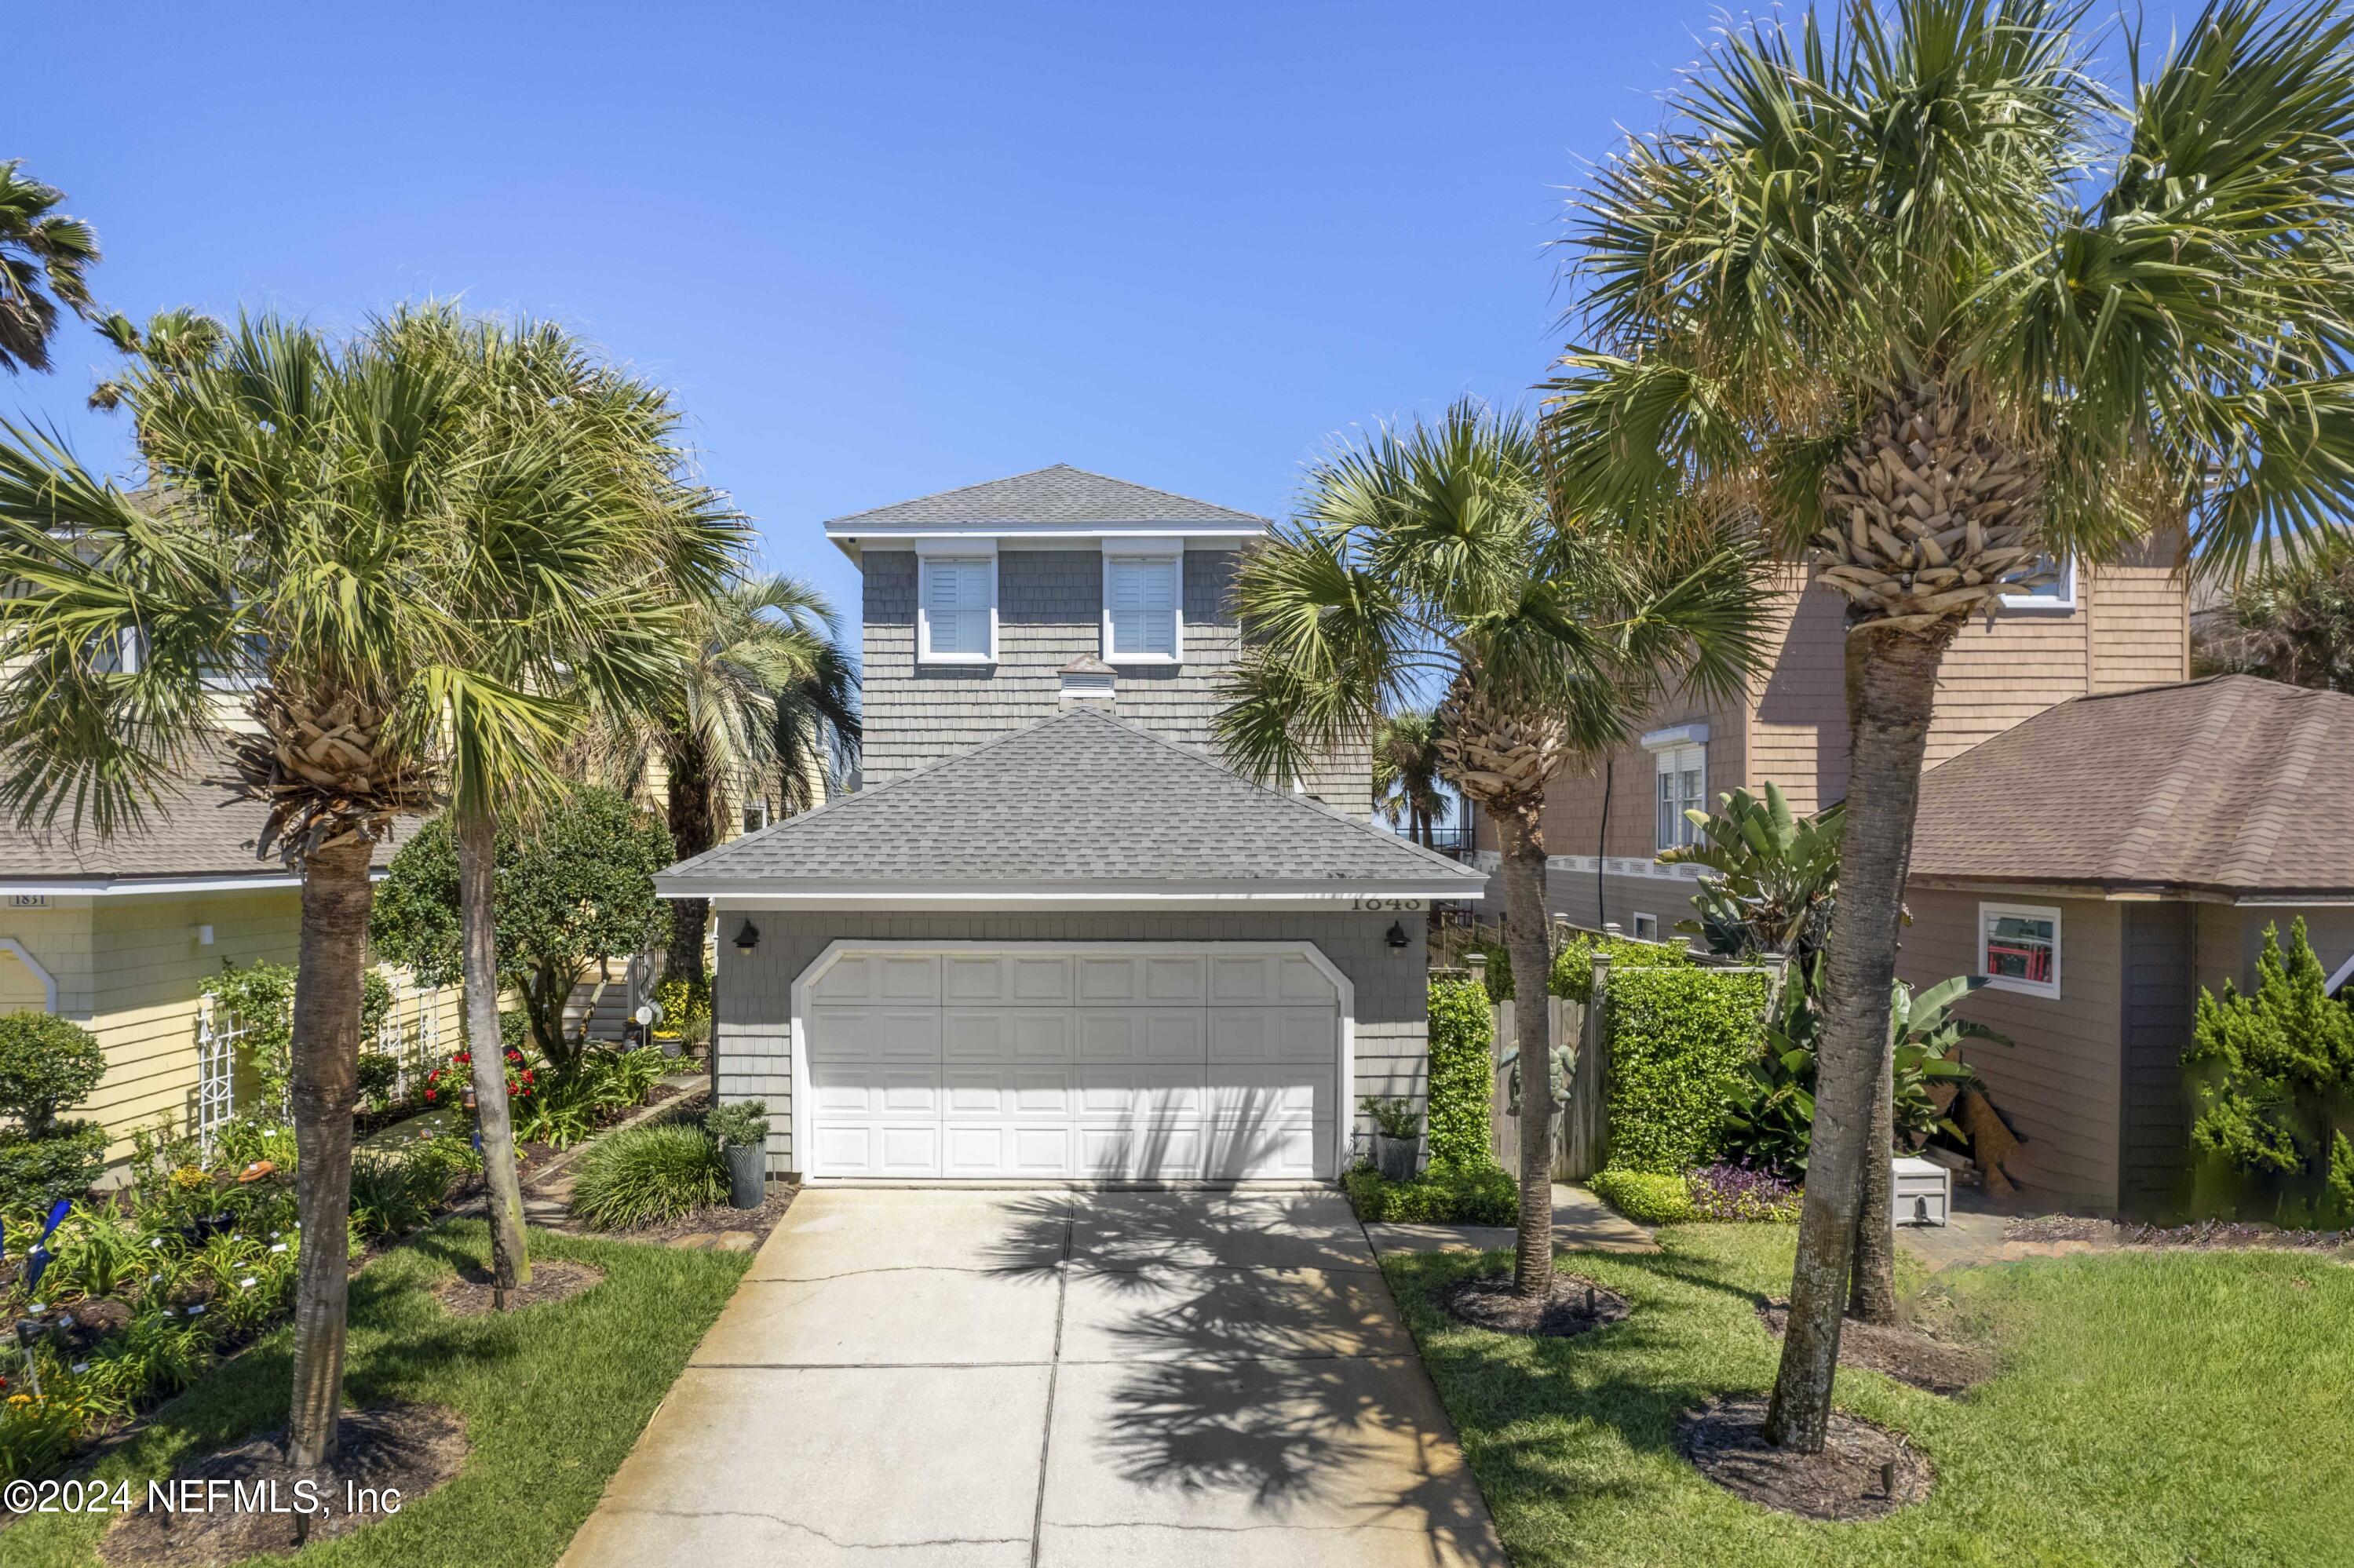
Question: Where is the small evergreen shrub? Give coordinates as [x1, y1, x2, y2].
[1342, 1159, 1516, 1224]
[0, 1121, 108, 1209]
[0, 1012, 105, 1135]
[1604, 967, 1768, 1173]
[706, 1099, 770, 1148]
[1425, 975, 1494, 1167]
[571, 1123, 727, 1228]
[1589, 1168, 1695, 1224]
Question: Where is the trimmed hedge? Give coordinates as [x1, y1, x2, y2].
[1425, 975, 1494, 1168]
[1343, 1159, 1517, 1224]
[1604, 966, 1768, 1173]
[0, 1121, 108, 1210]
[0, 1012, 104, 1136]
[1588, 1168, 1694, 1224]
[1551, 934, 1694, 1002]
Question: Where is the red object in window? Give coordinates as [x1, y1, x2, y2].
[1986, 939, 2053, 982]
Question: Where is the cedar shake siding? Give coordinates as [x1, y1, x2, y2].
[1896, 891, 2128, 1210]
[711, 910, 1430, 1175]
[861, 547, 1372, 816]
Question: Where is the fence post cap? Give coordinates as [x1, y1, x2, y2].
[1465, 950, 1488, 979]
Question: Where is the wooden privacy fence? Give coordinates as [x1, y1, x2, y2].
[1474, 946, 1788, 1182]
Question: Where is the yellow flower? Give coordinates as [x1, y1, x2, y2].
[170, 1165, 210, 1191]
[7, 1393, 32, 1407]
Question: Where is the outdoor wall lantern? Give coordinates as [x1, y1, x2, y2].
[1386, 921, 1410, 950]
[733, 920, 761, 956]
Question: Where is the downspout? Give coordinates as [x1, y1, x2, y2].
[1595, 757, 1612, 932]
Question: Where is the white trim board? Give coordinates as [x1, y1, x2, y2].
[660, 878, 1480, 906]
[0, 938, 58, 1011]
[779, 939, 1355, 1184]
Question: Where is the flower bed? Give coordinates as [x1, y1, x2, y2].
[0, 1043, 681, 1483]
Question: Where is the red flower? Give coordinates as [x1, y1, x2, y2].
[424, 1089, 436, 1102]
[505, 1048, 521, 1062]
[454, 1052, 472, 1065]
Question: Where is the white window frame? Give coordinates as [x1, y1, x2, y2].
[1643, 724, 1708, 855]
[915, 543, 998, 665]
[1979, 901, 2062, 997]
[1999, 556, 2077, 612]
[1100, 539, 1184, 665]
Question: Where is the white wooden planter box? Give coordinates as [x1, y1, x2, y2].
[1893, 1156, 1951, 1227]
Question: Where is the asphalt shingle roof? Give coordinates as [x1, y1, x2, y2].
[2, 746, 414, 881]
[823, 465, 1268, 531]
[1910, 675, 2354, 899]
[660, 706, 1484, 890]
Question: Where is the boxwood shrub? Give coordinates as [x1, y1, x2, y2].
[1588, 1167, 1695, 1224]
[1425, 975, 1493, 1169]
[1604, 966, 1768, 1173]
[1343, 1159, 1517, 1225]
[0, 1121, 108, 1210]
[1551, 934, 1694, 1002]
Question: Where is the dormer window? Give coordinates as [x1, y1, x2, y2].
[918, 549, 996, 663]
[1102, 540, 1182, 663]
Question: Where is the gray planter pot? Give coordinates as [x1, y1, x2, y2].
[1372, 1133, 1419, 1182]
[656, 1035, 682, 1059]
[724, 1141, 766, 1209]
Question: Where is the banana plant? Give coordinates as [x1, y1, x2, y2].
[1660, 782, 1844, 964]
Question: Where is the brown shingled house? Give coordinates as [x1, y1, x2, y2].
[1473, 544, 2242, 1213]
[1900, 675, 2354, 1213]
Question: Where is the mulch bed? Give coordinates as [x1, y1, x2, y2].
[2005, 1214, 2352, 1254]
[1677, 1395, 1932, 1521]
[594, 1183, 797, 1249]
[1757, 1299, 1992, 1396]
[1438, 1271, 1630, 1337]
[97, 1404, 467, 1567]
[433, 1258, 605, 1316]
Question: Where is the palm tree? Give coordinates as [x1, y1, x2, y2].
[0, 161, 100, 374]
[2195, 538, 2354, 689]
[0, 313, 701, 1467]
[365, 303, 741, 1311]
[1372, 710, 1448, 846]
[1548, 0, 2354, 1450]
[1216, 399, 1767, 1300]
[601, 575, 858, 988]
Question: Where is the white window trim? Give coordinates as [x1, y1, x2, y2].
[1979, 901, 2063, 997]
[1650, 742, 1706, 854]
[2325, 952, 2354, 997]
[1099, 540, 1184, 665]
[1999, 557, 2077, 612]
[915, 545, 998, 665]
[1630, 913, 1660, 942]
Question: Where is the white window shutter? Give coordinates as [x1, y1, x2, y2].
[925, 558, 991, 657]
[1108, 557, 1177, 658]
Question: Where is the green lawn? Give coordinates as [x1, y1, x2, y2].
[5, 1220, 748, 1568]
[1389, 1227, 2354, 1568]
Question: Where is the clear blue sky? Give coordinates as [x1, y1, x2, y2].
[13, 2, 2187, 637]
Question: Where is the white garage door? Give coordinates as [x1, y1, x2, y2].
[800, 946, 1341, 1180]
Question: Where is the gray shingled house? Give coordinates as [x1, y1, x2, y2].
[1900, 675, 2354, 1213]
[656, 468, 1481, 1183]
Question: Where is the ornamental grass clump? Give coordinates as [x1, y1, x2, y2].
[570, 1123, 727, 1229]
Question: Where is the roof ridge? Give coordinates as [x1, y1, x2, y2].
[821, 465, 1269, 530]
[1059, 706, 1479, 877]
[2097, 680, 2246, 884]
[2217, 682, 2334, 887]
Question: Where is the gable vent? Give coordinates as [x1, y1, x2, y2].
[1058, 654, 1116, 710]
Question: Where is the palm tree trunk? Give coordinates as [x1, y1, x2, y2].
[664, 727, 715, 988]
[285, 836, 373, 1470]
[1849, 1044, 1899, 1322]
[1765, 622, 1953, 1450]
[458, 812, 531, 1310]
[1497, 801, 1555, 1299]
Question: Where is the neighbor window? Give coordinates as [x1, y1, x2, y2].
[918, 555, 995, 662]
[1654, 744, 1705, 851]
[1980, 903, 2061, 997]
[1103, 554, 1181, 662]
[1999, 555, 2076, 611]
[1631, 913, 1660, 942]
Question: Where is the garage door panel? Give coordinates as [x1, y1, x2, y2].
[943, 1010, 1072, 1063]
[1075, 1008, 1204, 1063]
[1206, 1064, 1328, 1121]
[1209, 954, 1337, 1005]
[1079, 1121, 1206, 1180]
[1077, 956, 1206, 1005]
[808, 1064, 941, 1117]
[809, 1006, 940, 1062]
[944, 1068, 1079, 1116]
[1078, 1064, 1205, 1117]
[1208, 1008, 1334, 1063]
[1203, 1119, 1322, 1180]
[944, 954, 1078, 1005]
[811, 1121, 941, 1177]
[812, 953, 943, 1005]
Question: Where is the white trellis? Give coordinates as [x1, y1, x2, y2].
[194, 995, 245, 1154]
[370, 974, 445, 1099]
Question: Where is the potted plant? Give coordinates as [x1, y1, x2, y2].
[706, 1099, 770, 1209]
[1360, 1096, 1422, 1181]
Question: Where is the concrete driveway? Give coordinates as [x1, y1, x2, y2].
[560, 1187, 1505, 1567]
